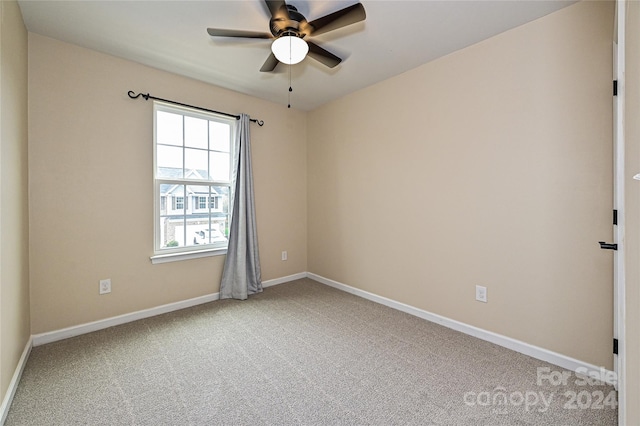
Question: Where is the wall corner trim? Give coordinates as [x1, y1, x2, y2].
[0, 337, 33, 425]
[307, 272, 617, 386]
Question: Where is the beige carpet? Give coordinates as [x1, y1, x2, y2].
[6, 278, 617, 425]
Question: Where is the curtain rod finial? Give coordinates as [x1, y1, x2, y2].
[127, 91, 150, 101]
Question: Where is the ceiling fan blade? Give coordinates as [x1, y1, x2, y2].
[305, 3, 366, 37]
[207, 28, 272, 39]
[264, 0, 290, 20]
[260, 53, 280, 72]
[307, 41, 342, 68]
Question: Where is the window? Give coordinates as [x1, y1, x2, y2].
[174, 196, 185, 210]
[153, 102, 234, 256]
[198, 196, 207, 210]
[210, 196, 219, 210]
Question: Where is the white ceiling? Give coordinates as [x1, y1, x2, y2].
[18, 0, 575, 111]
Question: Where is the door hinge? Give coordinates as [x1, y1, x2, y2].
[599, 241, 618, 250]
[614, 80, 618, 96]
[613, 209, 618, 225]
[613, 338, 618, 355]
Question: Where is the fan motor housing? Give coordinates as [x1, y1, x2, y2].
[270, 5, 306, 37]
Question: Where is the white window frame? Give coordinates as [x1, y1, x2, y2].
[151, 101, 235, 264]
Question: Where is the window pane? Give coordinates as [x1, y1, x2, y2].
[158, 216, 182, 249]
[185, 116, 208, 149]
[185, 148, 208, 178]
[211, 187, 230, 241]
[187, 185, 208, 211]
[157, 145, 183, 178]
[210, 151, 230, 181]
[159, 184, 172, 217]
[157, 111, 183, 146]
[210, 185, 229, 214]
[158, 184, 186, 249]
[211, 185, 230, 240]
[190, 222, 227, 246]
[185, 184, 212, 247]
[169, 186, 185, 212]
[210, 121, 230, 152]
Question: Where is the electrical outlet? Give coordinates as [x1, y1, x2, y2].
[281, 251, 288, 261]
[99, 279, 111, 295]
[475, 285, 487, 303]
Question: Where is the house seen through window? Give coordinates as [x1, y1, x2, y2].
[154, 102, 234, 254]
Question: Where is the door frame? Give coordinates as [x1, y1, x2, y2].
[613, 1, 626, 423]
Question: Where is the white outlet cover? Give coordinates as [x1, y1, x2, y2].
[100, 279, 111, 295]
[475, 285, 487, 303]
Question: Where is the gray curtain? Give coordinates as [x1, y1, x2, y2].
[220, 114, 262, 300]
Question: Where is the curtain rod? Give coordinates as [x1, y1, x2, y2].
[127, 91, 264, 127]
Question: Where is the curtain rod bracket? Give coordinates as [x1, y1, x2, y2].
[127, 91, 264, 126]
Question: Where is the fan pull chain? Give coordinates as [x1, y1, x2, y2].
[287, 63, 292, 108]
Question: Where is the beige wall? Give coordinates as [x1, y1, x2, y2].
[11, 0, 640, 418]
[308, 1, 614, 368]
[28, 34, 307, 334]
[0, 0, 30, 401]
[17, 1, 640, 419]
[624, 1, 640, 423]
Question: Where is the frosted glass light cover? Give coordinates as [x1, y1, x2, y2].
[271, 36, 308, 65]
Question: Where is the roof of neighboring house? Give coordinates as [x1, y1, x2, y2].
[158, 168, 229, 197]
[158, 167, 207, 180]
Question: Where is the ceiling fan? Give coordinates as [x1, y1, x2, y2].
[206, 0, 366, 72]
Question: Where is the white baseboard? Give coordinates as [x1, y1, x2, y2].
[307, 272, 617, 386]
[0, 337, 32, 426]
[262, 272, 307, 288]
[32, 272, 307, 347]
[23, 269, 615, 406]
[32, 292, 220, 347]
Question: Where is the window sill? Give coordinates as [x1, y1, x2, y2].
[150, 247, 227, 264]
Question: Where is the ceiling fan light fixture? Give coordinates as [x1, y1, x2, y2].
[271, 34, 308, 65]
